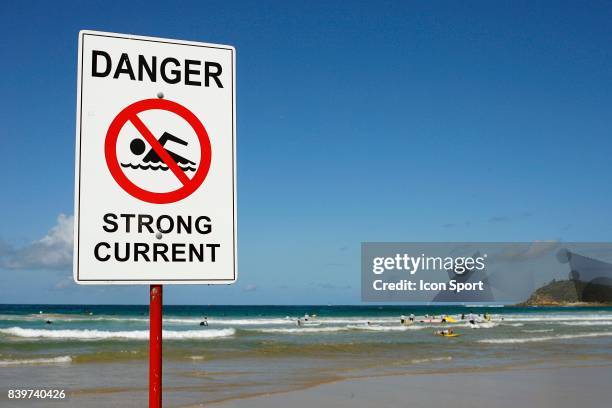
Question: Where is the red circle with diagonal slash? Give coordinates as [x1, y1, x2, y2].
[105, 98, 212, 204]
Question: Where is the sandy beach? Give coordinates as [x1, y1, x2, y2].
[209, 364, 612, 408]
[3, 362, 611, 407]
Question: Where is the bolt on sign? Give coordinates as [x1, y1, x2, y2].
[74, 30, 236, 284]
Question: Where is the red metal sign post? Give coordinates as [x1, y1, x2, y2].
[149, 285, 163, 408]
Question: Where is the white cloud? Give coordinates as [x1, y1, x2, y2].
[0, 214, 73, 270]
[53, 276, 76, 290]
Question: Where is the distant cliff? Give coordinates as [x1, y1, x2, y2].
[520, 279, 612, 306]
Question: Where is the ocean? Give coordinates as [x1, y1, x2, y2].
[1, 304, 612, 406]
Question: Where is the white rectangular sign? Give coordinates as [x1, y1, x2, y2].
[74, 30, 236, 284]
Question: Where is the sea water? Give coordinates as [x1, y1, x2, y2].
[1, 305, 611, 406]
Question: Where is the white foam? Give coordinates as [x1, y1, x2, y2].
[559, 321, 612, 326]
[404, 324, 433, 330]
[0, 327, 235, 340]
[522, 329, 554, 333]
[203, 318, 292, 325]
[479, 331, 612, 344]
[254, 323, 443, 333]
[346, 324, 410, 332]
[501, 314, 612, 322]
[313, 318, 397, 325]
[411, 356, 453, 364]
[0, 314, 403, 326]
[464, 322, 498, 329]
[0, 356, 72, 366]
[0, 314, 150, 323]
[253, 327, 349, 334]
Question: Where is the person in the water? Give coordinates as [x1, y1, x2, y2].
[130, 132, 196, 166]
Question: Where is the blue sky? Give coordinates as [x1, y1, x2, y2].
[1, 1, 612, 304]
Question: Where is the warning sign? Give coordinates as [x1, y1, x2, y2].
[74, 30, 236, 284]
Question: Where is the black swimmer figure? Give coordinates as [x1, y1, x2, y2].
[130, 132, 196, 167]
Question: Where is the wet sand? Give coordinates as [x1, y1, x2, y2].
[2, 363, 611, 407]
[207, 364, 612, 408]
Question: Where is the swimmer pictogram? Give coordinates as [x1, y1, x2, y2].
[105, 98, 212, 204]
[123, 132, 197, 172]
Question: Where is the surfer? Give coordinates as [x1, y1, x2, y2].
[129, 132, 196, 168]
[199, 317, 209, 326]
[468, 312, 476, 325]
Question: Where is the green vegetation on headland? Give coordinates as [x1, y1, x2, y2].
[519, 279, 612, 306]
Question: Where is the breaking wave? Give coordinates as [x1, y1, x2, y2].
[252, 324, 431, 334]
[464, 322, 499, 329]
[0, 327, 235, 341]
[346, 324, 411, 332]
[479, 331, 612, 344]
[0, 315, 296, 326]
[522, 329, 554, 333]
[501, 314, 612, 322]
[0, 356, 72, 366]
[253, 326, 349, 334]
[559, 321, 612, 327]
[410, 356, 453, 364]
